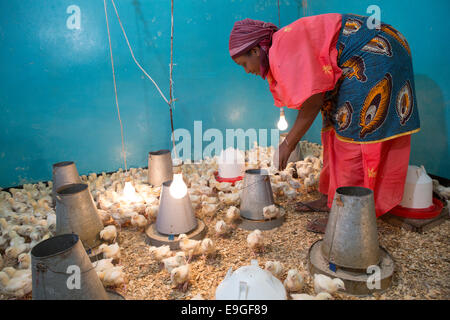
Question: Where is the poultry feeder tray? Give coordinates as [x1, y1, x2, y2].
[238, 169, 285, 231]
[308, 186, 394, 296]
[390, 165, 443, 220]
[52, 161, 82, 205]
[31, 234, 124, 300]
[148, 149, 174, 186]
[215, 260, 287, 300]
[145, 180, 206, 250]
[279, 133, 302, 164]
[55, 183, 104, 250]
[216, 147, 245, 183]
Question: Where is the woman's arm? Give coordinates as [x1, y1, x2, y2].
[276, 93, 325, 170]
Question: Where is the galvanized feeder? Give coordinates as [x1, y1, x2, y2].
[31, 234, 123, 300]
[148, 149, 174, 186]
[279, 133, 302, 163]
[238, 169, 285, 230]
[55, 183, 104, 250]
[145, 179, 206, 250]
[308, 186, 394, 296]
[52, 161, 82, 205]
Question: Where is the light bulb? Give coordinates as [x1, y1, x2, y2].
[170, 173, 187, 199]
[123, 181, 142, 202]
[277, 108, 288, 131]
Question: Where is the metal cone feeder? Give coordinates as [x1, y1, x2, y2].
[52, 161, 82, 204]
[148, 149, 173, 186]
[308, 186, 394, 296]
[55, 183, 104, 249]
[31, 234, 123, 300]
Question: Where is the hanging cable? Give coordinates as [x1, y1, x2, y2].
[277, 0, 281, 27]
[169, 0, 178, 159]
[110, 0, 170, 105]
[104, 0, 128, 172]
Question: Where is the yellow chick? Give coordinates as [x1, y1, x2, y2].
[225, 206, 240, 224]
[131, 213, 148, 230]
[218, 192, 240, 206]
[200, 238, 216, 258]
[291, 292, 333, 300]
[265, 260, 283, 279]
[99, 243, 121, 262]
[284, 269, 305, 292]
[162, 251, 186, 273]
[97, 209, 112, 225]
[149, 245, 172, 262]
[178, 234, 201, 263]
[170, 264, 190, 292]
[247, 229, 264, 254]
[101, 266, 125, 287]
[144, 205, 159, 221]
[17, 253, 31, 270]
[214, 220, 229, 237]
[263, 204, 280, 220]
[100, 225, 117, 243]
[314, 274, 346, 294]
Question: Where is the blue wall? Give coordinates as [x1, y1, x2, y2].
[0, 0, 448, 187]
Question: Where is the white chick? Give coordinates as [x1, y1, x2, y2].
[247, 229, 264, 254]
[265, 261, 283, 279]
[304, 173, 317, 191]
[97, 209, 112, 225]
[201, 202, 218, 217]
[101, 266, 125, 287]
[225, 206, 240, 224]
[282, 185, 297, 199]
[5, 242, 30, 260]
[100, 225, 117, 243]
[149, 245, 172, 262]
[0, 268, 32, 298]
[144, 205, 159, 221]
[92, 258, 114, 273]
[162, 251, 186, 273]
[99, 243, 121, 262]
[131, 213, 148, 230]
[215, 220, 229, 237]
[178, 234, 202, 263]
[218, 192, 240, 206]
[263, 204, 280, 220]
[291, 292, 333, 300]
[314, 274, 346, 294]
[170, 264, 190, 292]
[284, 269, 304, 292]
[200, 238, 216, 258]
[17, 253, 31, 270]
[201, 195, 218, 204]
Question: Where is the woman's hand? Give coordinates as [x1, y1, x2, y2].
[273, 138, 295, 171]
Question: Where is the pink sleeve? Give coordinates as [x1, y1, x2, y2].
[268, 14, 343, 110]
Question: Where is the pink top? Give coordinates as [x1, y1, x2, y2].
[267, 14, 343, 109]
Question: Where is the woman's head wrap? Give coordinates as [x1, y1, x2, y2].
[229, 18, 278, 79]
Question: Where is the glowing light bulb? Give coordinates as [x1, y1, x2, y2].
[170, 173, 187, 199]
[277, 108, 288, 131]
[123, 181, 141, 202]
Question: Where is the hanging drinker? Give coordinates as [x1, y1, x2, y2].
[148, 149, 174, 186]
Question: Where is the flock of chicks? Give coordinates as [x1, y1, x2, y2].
[2, 139, 447, 300]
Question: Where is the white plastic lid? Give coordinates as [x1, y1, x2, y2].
[217, 148, 245, 178]
[215, 260, 287, 300]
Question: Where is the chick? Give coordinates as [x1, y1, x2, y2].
[101, 266, 126, 287]
[304, 173, 317, 191]
[0, 254, 3, 270]
[284, 269, 304, 292]
[214, 220, 230, 237]
[100, 225, 118, 243]
[265, 260, 283, 279]
[314, 274, 345, 294]
[218, 192, 240, 206]
[131, 213, 148, 231]
[97, 209, 113, 225]
[247, 229, 264, 254]
[5, 242, 30, 260]
[171, 264, 190, 292]
[149, 245, 172, 262]
[0, 268, 32, 298]
[291, 292, 333, 300]
[178, 234, 201, 263]
[17, 253, 31, 270]
[263, 204, 280, 220]
[225, 206, 240, 225]
[99, 243, 121, 263]
[200, 238, 216, 259]
[201, 195, 218, 204]
[162, 251, 186, 273]
[201, 202, 218, 217]
[92, 258, 114, 274]
[144, 205, 159, 221]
